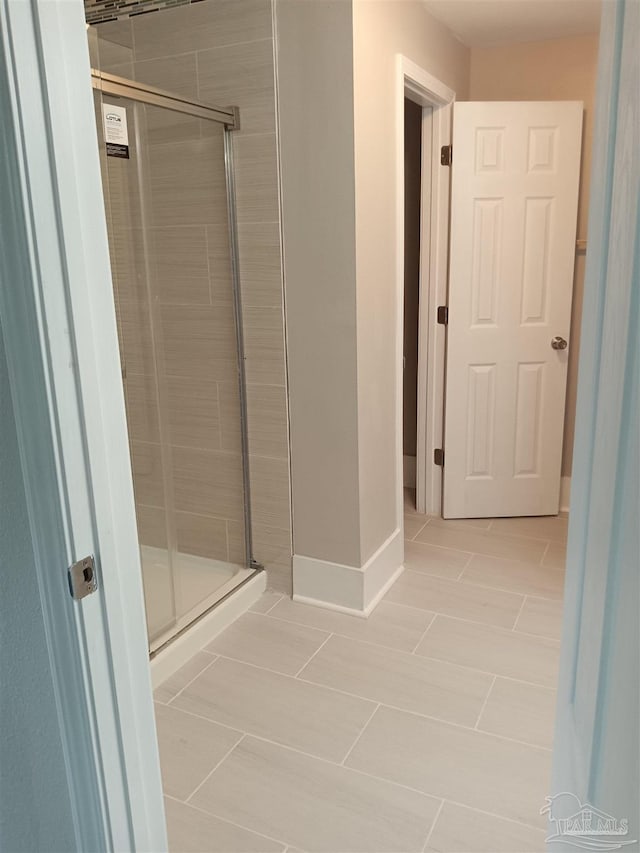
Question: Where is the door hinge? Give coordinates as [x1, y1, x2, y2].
[440, 144, 452, 166]
[434, 448, 445, 466]
[437, 305, 449, 325]
[68, 555, 98, 601]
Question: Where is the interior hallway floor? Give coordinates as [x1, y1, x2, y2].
[154, 489, 567, 852]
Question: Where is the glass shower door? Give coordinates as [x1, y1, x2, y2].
[93, 83, 250, 649]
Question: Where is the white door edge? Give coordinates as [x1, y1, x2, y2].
[0, 1, 166, 849]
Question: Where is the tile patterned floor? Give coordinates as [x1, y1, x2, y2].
[154, 491, 566, 852]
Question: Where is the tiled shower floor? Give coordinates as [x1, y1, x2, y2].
[153, 493, 566, 852]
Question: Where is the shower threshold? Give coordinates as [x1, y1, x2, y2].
[141, 545, 254, 654]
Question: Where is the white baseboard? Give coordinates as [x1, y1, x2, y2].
[560, 476, 571, 514]
[403, 454, 416, 488]
[149, 571, 265, 688]
[293, 528, 404, 616]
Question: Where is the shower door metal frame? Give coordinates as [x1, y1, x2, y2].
[92, 68, 258, 572]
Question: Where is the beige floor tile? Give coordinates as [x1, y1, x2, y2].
[249, 591, 284, 614]
[172, 657, 375, 762]
[206, 612, 329, 675]
[490, 515, 568, 543]
[191, 736, 440, 852]
[425, 801, 547, 852]
[431, 517, 493, 530]
[515, 596, 564, 641]
[461, 554, 565, 600]
[403, 541, 471, 580]
[299, 634, 492, 727]
[404, 515, 429, 539]
[269, 597, 434, 653]
[416, 616, 560, 688]
[386, 570, 524, 628]
[542, 541, 567, 569]
[154, 651, 215, 703]
[346, 705, 550, 829]
[416, 522, 548, 564]
[154, 704, 241, 800]
[164, 797, 285, 853]
[477, 678, 557, 749]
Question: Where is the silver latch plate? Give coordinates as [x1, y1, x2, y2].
[68, 555, 98, 600]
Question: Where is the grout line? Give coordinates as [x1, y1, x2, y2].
[160, 696, 552, 836]
[340, 703, 381, 766]
[473, 674, 497, 730]
[512, 595, 529, 633]
[424, 610, 561, 646]
[185, 734, 246, 804]
[197, 35, 274, 53]
[256, 608, 436, 656]
[209, 620, 557, 693]
[166, 724, 548, 845]
[290, 680, 553, 751]
[202, 213, 214, 306]
[410, 612, 437, 654]
[235, 219, 282, 227]
[421, 798, 445, 853]
[176, 703, 552, 812]
[164, 659, 553, 753]
[409, 518, 431, 541]
[260, 593, 285, 615]
[439, 795, 549, 835]
[455, 550, 475, 580]
[293, 632, 333, 678]
[159, 702, 243, 741]
[165, 793, 290, 850]
[540, 540, 551, 566]
[421, 520, 563, 550]
[401, 565, 563, 606]
[210, 652, 310, 680]
[457, 570, 563, 605]
[165, 654, 219, 705]
[252, 603, 558, 666]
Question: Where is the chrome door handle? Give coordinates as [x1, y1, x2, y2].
[551, 336, 568, 350]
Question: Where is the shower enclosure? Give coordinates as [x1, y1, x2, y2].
[90, 32, 258, 652]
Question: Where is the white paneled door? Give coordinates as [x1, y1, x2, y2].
[443, 101, 583, 518]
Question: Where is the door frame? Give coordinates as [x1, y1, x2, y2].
[0, 0, 166, 848]
[396, 56, 454, 522]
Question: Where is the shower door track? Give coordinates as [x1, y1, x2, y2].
[92, 67, 260, 574]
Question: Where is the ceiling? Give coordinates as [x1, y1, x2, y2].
[422, 0, 601, 48]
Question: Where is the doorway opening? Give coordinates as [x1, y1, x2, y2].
[399, 68, 585, 524]
[396, 59, 454, 524]
[402, 98, 425, 495]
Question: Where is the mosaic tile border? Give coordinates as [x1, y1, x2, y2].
[85, 0, 205, 26]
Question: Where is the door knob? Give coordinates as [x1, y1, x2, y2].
[551, 336, 568, 350]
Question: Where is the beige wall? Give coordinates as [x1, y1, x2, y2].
[276, 0, 362, 568]
[92, 0, 292, 593]
[352, 0, 470, 560]
[469, 33, 600, 475]
[277, 1, 470, 579]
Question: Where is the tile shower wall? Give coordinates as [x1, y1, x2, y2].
[90, 0, 292, 593]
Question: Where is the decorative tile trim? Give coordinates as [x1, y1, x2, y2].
[84, 0, 204, 26]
